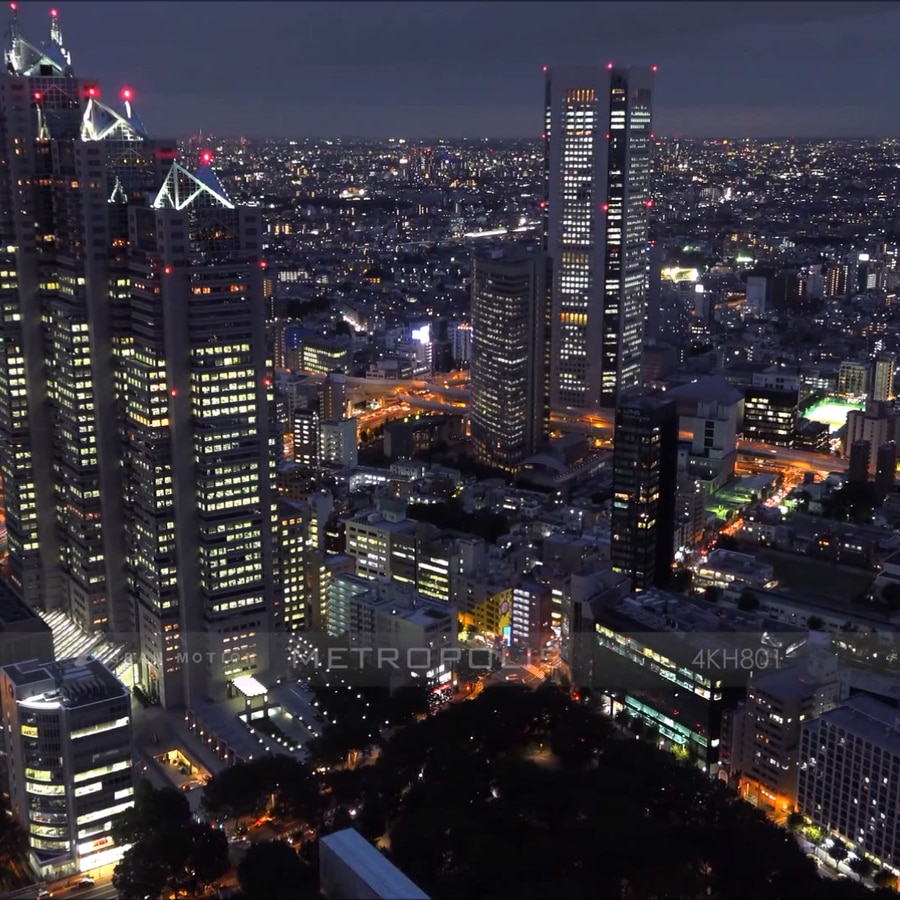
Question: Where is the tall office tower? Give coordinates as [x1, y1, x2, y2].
[543, 64, 654, 412]
[610, 394, 677, 591]
[275, 500, 307, 634]
[0, 657, 133, 879]
[0, 9, 170, 632]
[470, 252, 545, 472]
[321, 371, 347, 421]
[873, 352, 896, 402]
[124, 157, 277, 708]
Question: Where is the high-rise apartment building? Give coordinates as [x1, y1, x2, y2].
[610, 394, 678, 590]
[733, 660, 838, 814]
[799, 694, 900, 870]
[0, 657, 134, 880]
[470, 252, 545, 471]
[123, 159, 277, 708]
[873, 353, 896, 402]
[0, 10, 172, 633]
[543, 64, 654, 412]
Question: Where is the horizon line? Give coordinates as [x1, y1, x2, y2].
[176, 134, 900, 143]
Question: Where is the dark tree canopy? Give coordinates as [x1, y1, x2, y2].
[113, 781, 229, 900]
[342, 685, 887, 900]
[237, 840, 318, 900]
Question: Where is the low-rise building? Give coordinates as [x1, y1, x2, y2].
[0, 658, 134, 880]
[320, 828, 430, 900]
[694, 548, 776, 591]
[591, 590, 804, 775]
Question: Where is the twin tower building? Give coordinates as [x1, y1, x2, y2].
[471, 64, 655, 471]
[0, 9, 277, 708]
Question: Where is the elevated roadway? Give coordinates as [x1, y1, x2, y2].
[289, 371, 847, 474]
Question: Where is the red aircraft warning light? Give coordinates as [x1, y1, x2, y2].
[601, 203, 609, 212]
[606, 62, 614, 70]
[651, 65, 659, 73]
[87, 86, 98, 98]
[164, 266, 172, 275]
[50, 7, 57, 17]
[259, 260, 267, 269]
[200, 151, 212, 164]
[263, 377, 273, 387]
[121, 87, 133, 101]
[33, 91, 41, 101]
[10, 3, 17, 11]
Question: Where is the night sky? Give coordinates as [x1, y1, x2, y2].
[25, 1, 900, 139]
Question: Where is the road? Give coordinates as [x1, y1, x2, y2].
[5, 875, 116, 900]
[343, 379, 850, 477]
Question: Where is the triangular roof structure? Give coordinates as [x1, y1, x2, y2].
[81, 97, 148, 142]
[152, 160, 234, 211]
[5, 7, 72, 77]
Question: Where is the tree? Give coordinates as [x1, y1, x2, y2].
[874, 869, 896, 889]
[738, 589, 759, 611]
[112, 845, 171, 900]
[0, 798, 28, 889]
[113, 782, 229, 899]
[849, 856, 875, 881]
[881, 582, 900, 611]
[786, 810, 804, 832]
[114, 780, 191, 845]
[181, 823, 229, 890]
[829, 839, 850, 868]
[670, 569, 693, 593]
[807, 615, 825, 631]
[202, 758, 279, 821]
[387, 684, 430, 723]
[237, 841, 316, 900]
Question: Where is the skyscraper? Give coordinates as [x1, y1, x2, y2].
[610, 394, 677, 591]
[0, 8, 171, 632]
[873, 352, 895, 402]
[470, 251, 545, 472]
[124, 159, 277, 707]
[543, 64, 654, 412]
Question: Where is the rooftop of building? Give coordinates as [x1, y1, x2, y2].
[0, 582, 51, 633]
[750, 660, 830, 700]
[365, 580, 456, 626]
[668, 374, 744, 406]
[3, 656, 127, 709]
[347, 507, 417, 533]
[320, 828, 430, 900]
[703, 548, 774, 576]
[813, 694, 900, 757]
[594, 589, 806, 669]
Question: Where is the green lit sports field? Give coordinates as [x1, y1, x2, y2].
[804, 399, 864, 431]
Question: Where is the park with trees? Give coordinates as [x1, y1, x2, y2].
[114, 683, 894, 899]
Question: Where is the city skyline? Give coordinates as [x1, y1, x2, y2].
[22, 1, 900, 139]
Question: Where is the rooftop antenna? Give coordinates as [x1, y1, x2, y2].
[9, 2, 17, 39]
[49, 6, 61, 45]
[121, 85, 133, 119]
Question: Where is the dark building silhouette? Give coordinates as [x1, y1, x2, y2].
[848, 440, 871, 486]
[611, 394, 678, 590]
[743, 386, 798, 447]
[470, 252, 545, 472]
[876, 441, 897, 500]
